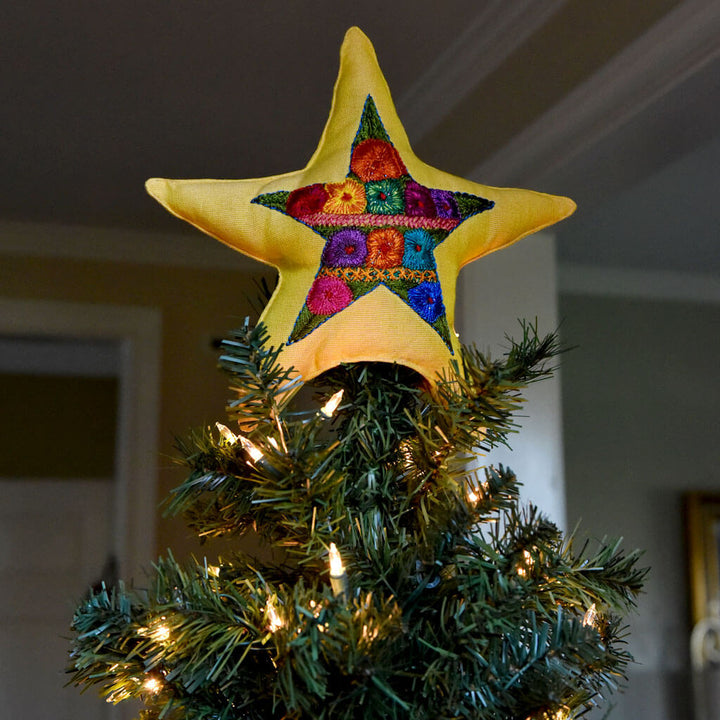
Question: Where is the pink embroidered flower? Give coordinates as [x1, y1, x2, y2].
[405, 181, 436, 217]
[350, 139, 407, 182]
[323, 179, 366, 214]
[306, 276, 353, 315]
[366, 228, 403, 268]
[286, 184, 329, 217]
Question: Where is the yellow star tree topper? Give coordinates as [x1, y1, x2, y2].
[147, 27, 575, 384]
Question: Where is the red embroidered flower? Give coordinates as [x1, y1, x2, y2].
[350, 139, 407, 182]
[323, 179, 366, 214]
[306, 276, 353, 315]
[286, 184, 329, 217]
[366, 228, 404, 268]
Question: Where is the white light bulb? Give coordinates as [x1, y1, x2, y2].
[266, 599, 283, 632]
[320, 389, 344, 418]
[152, 623, 170, 643]
[328, 543, 349, 598]
[328, 543, 344, 577]
[143, 677, 162, 694]
[583, 602, 598, 628]
[216, 422, 237, 444]
[239, 435, 264, 463]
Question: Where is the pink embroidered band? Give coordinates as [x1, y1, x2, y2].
[301, 212, 461, 231]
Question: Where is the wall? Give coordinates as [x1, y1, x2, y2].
[560, 292, 720, 719]
[0, 222, 270, 559]
[458, 232, 566, 526]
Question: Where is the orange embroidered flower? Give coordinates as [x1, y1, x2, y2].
[366, 228, 403, 268]
[323, 179, 366, 214]
[351, 139, 407, 182]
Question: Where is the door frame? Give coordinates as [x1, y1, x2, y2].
[0, 298, 161, 580]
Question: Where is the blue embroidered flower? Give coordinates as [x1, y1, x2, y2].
[365, 179, 404, 215]
[408, 281, 444, 323]
[403, 229, 435, 270]
[322, 228, 368, 267]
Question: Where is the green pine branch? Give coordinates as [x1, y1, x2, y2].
[67, 320, 647, 720]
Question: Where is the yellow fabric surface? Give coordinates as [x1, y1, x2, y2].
[146, 27, 575, 385]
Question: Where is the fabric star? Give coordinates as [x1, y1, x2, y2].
[252, 95, 494, 351]
[146, 27, 575, 385]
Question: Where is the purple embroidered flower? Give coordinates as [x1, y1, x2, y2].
[430, 189, 460, 219]
[405, 181, 436, 217]
[306, 276, 353, 315]
[322, 228, 368, 267]
[403, 229, 435, 270]
[408, 281, 444, 323]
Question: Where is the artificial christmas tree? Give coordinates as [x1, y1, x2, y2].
[68, 27, 646, 720]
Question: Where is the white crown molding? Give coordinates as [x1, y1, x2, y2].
[559, 262, 720, 304]
[397, 0, 569, 140]
[473, 0, 720, 185]
[0, 220, 260, 270]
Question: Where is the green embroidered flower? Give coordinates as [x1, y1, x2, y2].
[365, 179, 404, 215]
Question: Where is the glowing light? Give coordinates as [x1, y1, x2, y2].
[320, 389, 344, 418]
[266, 599, 284, 632]
[361, 623, 379, 643]
[216, 422, 237, 444]
[583, 602, 598, 628]
[517, 550, 534, 578]
[467, 489, 479, 504]
[143, 677, 163, 694]
[268, 436, 279, 450]
[152, 623, 170, 643]
[524, 709, 569, 720]
[239, 435, 264, 463]
[328, 543, 349, 598]
[328, 543, 344, 577]
[309, 599, 322, 618]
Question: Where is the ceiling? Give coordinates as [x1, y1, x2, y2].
[3, 0, 719, 278]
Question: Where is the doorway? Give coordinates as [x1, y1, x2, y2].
[0, 299, 161, 719]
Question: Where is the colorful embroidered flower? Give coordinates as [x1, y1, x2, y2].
[405, 181, 436, 217]
[366, 228, 404, 268]
[350, 139, 407, 182]
[286, 183, 329, 217]
[403, 229, 436, 270]
[322, 228, 368, 267]
[365, 179, 404, 215]
[408, 281, 444, 323]
[429, 189, 460, 219]
[323, 179, 366, 214]
[306, 276, 353, 315]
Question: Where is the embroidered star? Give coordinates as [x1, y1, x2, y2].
[252, 95, 494, 351]
[146, 27, 575, 385]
